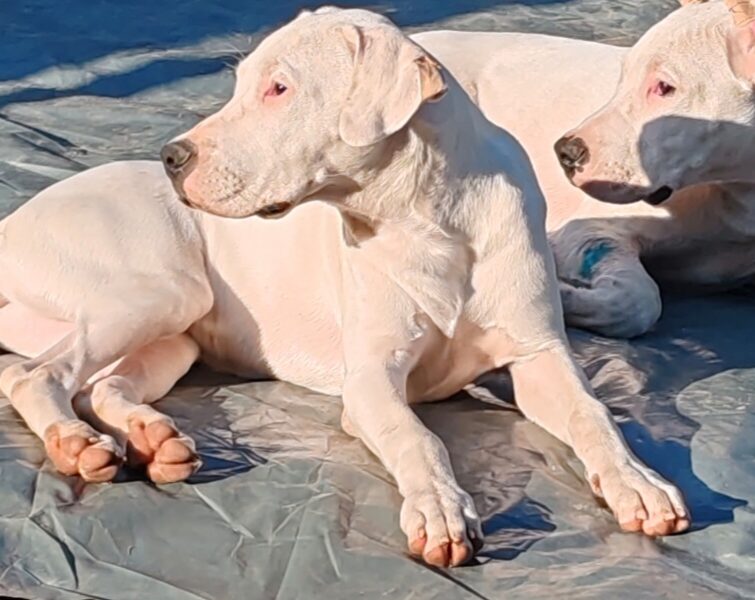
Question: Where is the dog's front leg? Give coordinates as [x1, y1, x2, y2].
[342, 356, 483, 567]
[340, 263, 482, 568]
[509, 342, 689, 536]
[0, 278, 212, 482]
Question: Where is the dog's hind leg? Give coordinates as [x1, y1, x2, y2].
[0, 302, 73, 356]
[0, 331, 125, 482]
[73, 333, 202, 484]
[0, 160, 213, 481]
[0, 279, 212, 482]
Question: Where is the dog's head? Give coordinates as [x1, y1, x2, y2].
[554, 0, 755, 205]
[160, 6, 446, 219]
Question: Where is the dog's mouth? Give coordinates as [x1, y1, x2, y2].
[178, 195, 199, 210]
[255, 201, 294, 219]
[644, 186, 674, 206]
[176, 196, 294, 220]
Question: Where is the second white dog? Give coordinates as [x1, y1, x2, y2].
[418, 0, 755, 337]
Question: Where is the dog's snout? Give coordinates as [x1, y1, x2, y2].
[160, 139, 197, 177]
[554, 136, 590, 175]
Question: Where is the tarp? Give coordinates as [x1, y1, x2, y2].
[0, 1, 752, 598]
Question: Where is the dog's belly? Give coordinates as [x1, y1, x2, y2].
[189, 294, 345, 395]
[0, 303, 73, 357]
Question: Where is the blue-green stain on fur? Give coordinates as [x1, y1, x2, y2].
[579, 241, 614, 280]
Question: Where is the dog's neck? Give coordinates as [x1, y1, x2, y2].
[334, 76, 534, 252]
[323, 77, 545, 339]
[661, 182, 755, 241]
[713, 182, 755, 239]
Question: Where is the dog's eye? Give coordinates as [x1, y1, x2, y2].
[651, 80, 676, 98]
[264, 81, 288, 99]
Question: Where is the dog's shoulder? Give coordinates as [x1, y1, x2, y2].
[345, 216, 474, 338]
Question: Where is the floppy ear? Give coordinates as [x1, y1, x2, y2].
[338, 25, 447, 148]
[726, 0, 755, 80]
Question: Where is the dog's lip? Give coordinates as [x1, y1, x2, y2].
[255, 201, 294, 218]
[177, 195, 199, 209]
[644, 185, 674, 206]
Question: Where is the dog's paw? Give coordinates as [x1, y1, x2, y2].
[44, 419, 124, 482]
[400, 485, 483, 567]
[590, 459, 689, 536]
[126, 409, 201, 484]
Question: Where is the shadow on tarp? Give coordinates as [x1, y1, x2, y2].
[579, 290, 754, 531]
[0, 0, 571, 108]
[480, 496, 556, 560]
[0, 56, 237, 110]
[1, 0, 572, 81]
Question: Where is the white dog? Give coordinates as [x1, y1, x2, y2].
[417, 0, 755, 338]
[0, 7, 687, 567]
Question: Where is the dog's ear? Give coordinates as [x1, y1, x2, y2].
[678, 0, 709, 6]
[338, 25, 447, 148]
[726, 0, 755, 80]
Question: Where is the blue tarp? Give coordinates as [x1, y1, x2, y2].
[0, 1, 752, 598]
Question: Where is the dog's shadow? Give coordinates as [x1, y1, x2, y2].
[136, 367, 267, 484]
[153, 364, 388, 486]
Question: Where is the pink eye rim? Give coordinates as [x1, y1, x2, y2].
[651, 79, 676, 98]
[264, 81, 288, 99]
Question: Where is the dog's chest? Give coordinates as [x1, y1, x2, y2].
[408, 320, 512, 403]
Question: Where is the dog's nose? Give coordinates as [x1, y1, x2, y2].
[160, 139, 197, 177]
[554, 136, 590, 174]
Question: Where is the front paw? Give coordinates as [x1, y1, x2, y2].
[400, 485, 483, 567]
[590, 459, 689, 536]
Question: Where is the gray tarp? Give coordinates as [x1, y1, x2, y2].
[0, 1, 753, 598]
